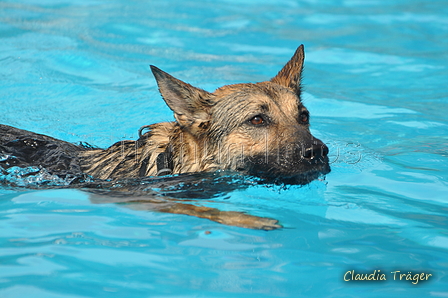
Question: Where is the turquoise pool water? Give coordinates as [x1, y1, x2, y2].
[1, 0, 447, 297]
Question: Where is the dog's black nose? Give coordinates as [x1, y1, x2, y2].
[303, 142, 329, 161]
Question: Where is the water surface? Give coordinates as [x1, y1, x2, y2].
[1, 0, 447, 297]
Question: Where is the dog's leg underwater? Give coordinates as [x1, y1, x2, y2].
[157, 202, 281, 230]
[89, 191, 282, 230]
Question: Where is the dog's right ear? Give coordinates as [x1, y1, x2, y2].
[150, 66, 214, 131]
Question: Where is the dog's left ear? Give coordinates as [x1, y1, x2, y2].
[150, 66, 214, 132]
[270, 44, 305, 96]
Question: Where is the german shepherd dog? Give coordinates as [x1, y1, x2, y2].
[0, 45, 330, 230]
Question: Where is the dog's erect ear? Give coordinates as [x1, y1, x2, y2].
[150, 65, 214, 130]
[270, 44, 305, 96]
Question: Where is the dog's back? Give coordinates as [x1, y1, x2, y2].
[0, 124, 87, 180]
[0, 123, 167, 182]
[0, 122, 177, 182]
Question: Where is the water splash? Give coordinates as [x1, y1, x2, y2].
[0, 165, 93, 187]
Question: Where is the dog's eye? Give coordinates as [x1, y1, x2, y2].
[299, 112, 309, 124]
[250, 115, 264, 125]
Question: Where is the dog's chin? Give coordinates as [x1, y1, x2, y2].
[261, 167, 330, 185]
[241, 158, 331, 186]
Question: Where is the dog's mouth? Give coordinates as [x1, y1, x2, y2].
[233, 138, 331, 185]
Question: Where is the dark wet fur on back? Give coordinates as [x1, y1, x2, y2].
[0, 125, 89, 182]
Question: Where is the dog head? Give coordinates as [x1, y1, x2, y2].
[150, 45, 330, 184]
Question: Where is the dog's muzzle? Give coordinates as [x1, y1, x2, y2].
[302, 140, 329, 163]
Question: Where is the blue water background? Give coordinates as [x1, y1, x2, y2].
[1, 0, 447, 297]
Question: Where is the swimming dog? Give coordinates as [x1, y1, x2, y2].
[1, 45, 330, 229]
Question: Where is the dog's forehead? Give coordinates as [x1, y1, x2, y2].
[214, 82, 301, 111]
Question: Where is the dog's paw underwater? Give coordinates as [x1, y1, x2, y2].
[1, 45, 330, 229]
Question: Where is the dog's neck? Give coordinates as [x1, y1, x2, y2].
[135, 121, 216, 178]
[165, 123, 216, 175]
